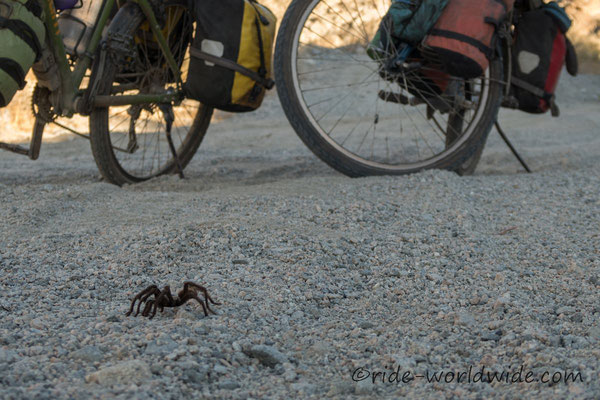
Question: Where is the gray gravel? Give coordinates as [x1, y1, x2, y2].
[0, 74, 599, 399]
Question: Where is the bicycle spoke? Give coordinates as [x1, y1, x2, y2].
[320, 0, 369, 42]
[311, 12, 369, 45]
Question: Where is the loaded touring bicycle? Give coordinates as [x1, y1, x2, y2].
[0, 0, 275, 185]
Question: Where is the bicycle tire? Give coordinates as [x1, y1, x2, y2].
[274, 0, 503, 177]
[89, 2, 213, 186]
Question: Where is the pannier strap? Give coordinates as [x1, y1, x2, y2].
[189, 47, 275, 90]
[429, 28, 494, 59]
[0, 58, 26, 89]
[511, 76, 548, 99]
[0, 17, 42, 59]
[24, 0, 43, 18]
[511, 76, 559, 116]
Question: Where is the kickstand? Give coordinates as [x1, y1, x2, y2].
[495, 121, 531, 173]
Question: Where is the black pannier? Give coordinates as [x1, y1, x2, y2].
[184, 0, 276, 112]
[507, 2, 578, 116]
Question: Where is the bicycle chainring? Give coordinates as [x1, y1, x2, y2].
[31, 85, 57, 123]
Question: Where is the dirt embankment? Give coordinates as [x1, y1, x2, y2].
[558, 0, 600, 71]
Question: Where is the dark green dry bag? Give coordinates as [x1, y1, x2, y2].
[367, 0, 449, 60]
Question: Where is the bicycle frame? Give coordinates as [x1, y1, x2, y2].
[38, 0, 183, 117]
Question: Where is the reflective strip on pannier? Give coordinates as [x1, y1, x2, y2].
[0, 0, 45, 107]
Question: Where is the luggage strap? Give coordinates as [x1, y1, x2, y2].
[0, 16, 42, 60]
[0, 57, 26, 89]
[24, 0, 43, 18]
[511, 76, 560, 117]
[189, 47, 275, 90]
[511, 76, 550, 100]
[429, 29, 494, 59]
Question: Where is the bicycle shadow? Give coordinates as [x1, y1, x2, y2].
[129, 152, 342, 193]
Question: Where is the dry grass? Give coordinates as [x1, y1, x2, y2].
[0, 77, 39, 144]
[560, 0, 600, 60]
[1, 0, 597, 144]
[0, 74, 87, 144]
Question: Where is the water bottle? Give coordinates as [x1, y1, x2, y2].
[58, 1, 105, 57]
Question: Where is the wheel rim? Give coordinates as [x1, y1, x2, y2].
[104, 4, 201, 181]
[289, 0, 492, 171]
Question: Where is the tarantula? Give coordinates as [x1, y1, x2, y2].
[126, 281, 220, 319]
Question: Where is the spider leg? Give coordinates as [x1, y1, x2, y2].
[141, 300, 154, 317]
[135, 287, 161, 317]
[149, 299, 161, 319]
[189, 294, 209, 316]
[183, 281, 221, 305]
[188, 284, 220, 314]
[162, 286, 175, 307]
[126, 285, 158, 316]
[149, 287, 173, 319]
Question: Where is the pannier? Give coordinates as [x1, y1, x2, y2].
[185, 0, 276, 112]
[0, 0, 45, 107]
[422, 0, 515, 79]
[508, 2, 577, 116]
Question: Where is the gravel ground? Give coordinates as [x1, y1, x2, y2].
[0, 73, 599, 399]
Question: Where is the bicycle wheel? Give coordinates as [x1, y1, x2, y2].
[274, 0, 503, 176]
[89, 2, 213, 185]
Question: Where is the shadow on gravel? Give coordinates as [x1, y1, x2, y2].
[127, 155, 342, 193]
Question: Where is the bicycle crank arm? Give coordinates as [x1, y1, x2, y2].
[0, 142, 30, 156]
[0, 118, 46, 159]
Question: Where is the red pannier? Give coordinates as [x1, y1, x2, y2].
[509, 6, 577, 115]
[422, 0, 515, 79]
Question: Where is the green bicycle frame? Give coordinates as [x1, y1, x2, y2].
[38, 0, 183, 116]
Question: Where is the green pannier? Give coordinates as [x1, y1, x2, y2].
[0, 0, 45, 107]
[367, 0, 449, 61]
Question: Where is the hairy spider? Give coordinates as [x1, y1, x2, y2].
[126, 281, 220, 319]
